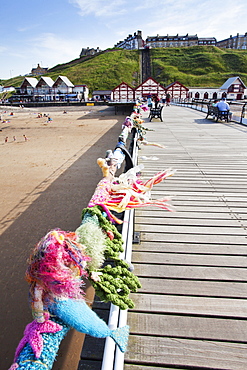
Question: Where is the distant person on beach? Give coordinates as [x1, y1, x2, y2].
[23, 134, 28, 141]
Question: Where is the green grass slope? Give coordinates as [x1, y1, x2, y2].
[151, 46, 247, 87]
[1, 46, 247, 92]
[0, 49, 140, 93]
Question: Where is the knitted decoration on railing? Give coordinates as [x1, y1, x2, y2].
[9, 229, 130, 370]
[88, 163, 174, 224]
[77, 205, 141, 310]
[131, 114, 153, 139]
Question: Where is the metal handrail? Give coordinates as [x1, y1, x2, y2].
[173, 98, 247, 125]
[101, 129, 139, 370]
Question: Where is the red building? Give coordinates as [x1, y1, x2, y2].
[112, 82, 135, 102]
[165, 81, 189, 99]
[135, 77, 166, 99]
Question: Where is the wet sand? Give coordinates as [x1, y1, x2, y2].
[0, 105, 123, 369]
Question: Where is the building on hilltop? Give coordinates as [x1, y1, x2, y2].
[146, 34, 216, 48]
[31, 64, 48, 76]
[198, 37, 217, 46]
[146, 34, 199, 48]
[115, 32, 216, 49]
[80, 47, 101, 57]
[216, 33, 247, 49]
[114, 30, 144, 50]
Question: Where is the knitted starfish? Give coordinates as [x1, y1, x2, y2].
[14, 319, 63, 360]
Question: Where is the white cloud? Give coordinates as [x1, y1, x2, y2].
[29, 33, 83, 64]
[142, 0, 247, 40]
[69, 0, 127, 17]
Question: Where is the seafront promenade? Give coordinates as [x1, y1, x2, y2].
[125, 105, 247, 369]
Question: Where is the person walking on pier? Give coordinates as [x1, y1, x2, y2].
[166, 93, 171, 106]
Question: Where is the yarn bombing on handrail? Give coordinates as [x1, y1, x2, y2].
[9, 102, 175, 370]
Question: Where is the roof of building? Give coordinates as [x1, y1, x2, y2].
[220, 76, 247, 90]
[135, 77, 165, 91]
[20, 77, 39, 88]
[53, 76, 74, 87]
[165, 81, 189, 91]
[112, 82, 134, 91]
[36, 77, 54, 87]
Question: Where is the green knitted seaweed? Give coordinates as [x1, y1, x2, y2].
[81, 206, 141, 309]
[81, 206, 124, 257]
[90, 262, 141, 310]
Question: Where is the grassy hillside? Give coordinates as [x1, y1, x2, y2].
[151, 46, 247, 87]
[0, 49, 140, 93]
[1, 46, 247, 93]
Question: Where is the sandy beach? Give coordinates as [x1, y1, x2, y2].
[0, 104, 123, 369]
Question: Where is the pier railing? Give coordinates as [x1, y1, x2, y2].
[173, 98, 247, 125]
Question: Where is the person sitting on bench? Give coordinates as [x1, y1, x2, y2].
[215, 98, 232, 120]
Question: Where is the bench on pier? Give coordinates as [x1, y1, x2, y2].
[149, 106, 163, 121]
[206, 105, 230, 122]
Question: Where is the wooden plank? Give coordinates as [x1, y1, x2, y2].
[136, 224, 247, 236]
[78, 360, 102, 370]
[167, 200, 247, 208]
[140, 232, 247, 244]
[137, 277, 247, 298]
[134, 264, 247, 281]
[133, 241, 247, 255]
[132, 252, 247, 267]
[126, 335, 247, 370]
[128, 312, 247, 341]
[136, 209, 247, 220]
[130, 294, 247, 318]
[135, 216, 244, 227]
[153, 188, 247, 194]
[146, 205, 247, 213]
[125, 365, 186, 370]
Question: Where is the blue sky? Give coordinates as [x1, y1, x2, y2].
[1, 0, 247, 80]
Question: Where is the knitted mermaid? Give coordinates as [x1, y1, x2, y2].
[9, 230, 129, 370]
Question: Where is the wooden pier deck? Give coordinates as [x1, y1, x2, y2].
[125, 105, 247, 369]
